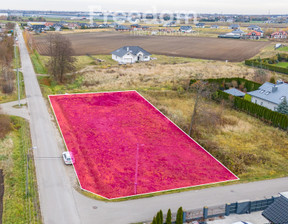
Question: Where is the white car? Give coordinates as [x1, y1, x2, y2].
[62, 151, 74, 165]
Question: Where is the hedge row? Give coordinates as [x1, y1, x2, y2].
[190, 78, 261, 92]
[245, 59, 288, 75]
[214, 90, 288, 130]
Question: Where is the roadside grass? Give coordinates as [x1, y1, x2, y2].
[0, 116, 41, 223]
[30, 50, 48, 74]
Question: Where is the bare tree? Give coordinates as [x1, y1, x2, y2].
[46, 33, 76, 83]
[253, 68, 270, 84]
[188, 75, 217, 137]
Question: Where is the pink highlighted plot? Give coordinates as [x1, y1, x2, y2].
[49, 91, 238, 199]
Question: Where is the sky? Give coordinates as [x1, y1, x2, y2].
[1, 0, 288, 15]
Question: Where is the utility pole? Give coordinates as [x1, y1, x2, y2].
[14, 24, 20, 107]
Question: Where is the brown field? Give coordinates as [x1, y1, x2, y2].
[34, 32, 269, 62]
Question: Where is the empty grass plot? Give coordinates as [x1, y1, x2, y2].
[49, 91, 238, 199]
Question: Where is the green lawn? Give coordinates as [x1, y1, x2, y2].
[279, 46, 288, 52]
[0, 116, 41, 223]
[30, 51, 48, 74]
[276, 62, 288, 68]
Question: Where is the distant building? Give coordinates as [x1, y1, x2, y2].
[248, 80, 288, 111]
[231, 29, 246, 36]
[111, 46, 151, 64]
[271, 31, 288, 39]
[229, 24, 240, 30]
[195, 23, 205, 28]
[247, 25, 262, 31]
[246, 31, 262, 40]
[115, 25, 130, 31]
[179, 26, 193, 33]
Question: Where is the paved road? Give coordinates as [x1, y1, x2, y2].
[16, 25, 288, 224]
[0, 99, 30, 120]
[16, 25, 82, 224]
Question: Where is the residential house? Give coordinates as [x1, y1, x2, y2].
[246, 31, 262, 40]
[271, 31, 288, 39]
[67, 23, 80, 30]
[224, 88, 246, 97]
[111, 46, 151, 64]
[179, 26, 193, 33]
[262, 192, 288, 223]
[248, 80, 288, 111]
[195, 23, 205, 28]
[27, 22, 46, 31]
[229, 24, 240, 30]
[247, 25, 262, 31]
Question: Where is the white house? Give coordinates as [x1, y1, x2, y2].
[248, 80, 288, 111]
[111, 46, 151, 64]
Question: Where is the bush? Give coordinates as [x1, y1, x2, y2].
[0, 114, 12, 139]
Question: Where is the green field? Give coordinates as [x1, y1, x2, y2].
[279, 46, 288, 52]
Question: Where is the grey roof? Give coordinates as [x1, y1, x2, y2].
[262, 194, 288, 223]
[180, 26, 192, 30]
[248, 25, 261, 28]
[229, 24, 240, 28]
[224, 88, 246, 97]
[248, 81, 288, 105]
[232, 29, 245, 34]
[111, 46, 151, 57]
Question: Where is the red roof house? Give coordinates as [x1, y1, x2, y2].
[271, 31, 288, 39]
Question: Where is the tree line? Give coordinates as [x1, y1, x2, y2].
[0, 23, 15, 94]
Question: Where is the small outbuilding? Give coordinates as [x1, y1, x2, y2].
[111, 46, 151, 64]
[224, 88, 246, 97]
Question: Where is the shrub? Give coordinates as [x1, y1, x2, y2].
[0, 114, 12, 139]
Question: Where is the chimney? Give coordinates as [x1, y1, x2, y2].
[276, 79, 284, 85]
[272, 85, 278, 93]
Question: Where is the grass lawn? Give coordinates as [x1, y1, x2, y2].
[276, 62, 288, 68]
[0, 116, 41, 223]
[279, 46, 288, 52]
[30, 50, 48, 74]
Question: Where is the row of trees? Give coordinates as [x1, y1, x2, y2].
[0, 23, 16, 94]
[151, 207, 183, 224]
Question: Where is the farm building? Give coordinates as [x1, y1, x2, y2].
[271, 31, 288, 39]
[27, 22, 46, 31]
[224, 88, 245, 97]
[115, 25, 130, 31]
[179, 26, 193, 33]
[248, 80, 288, 111]
[111, 46, 151, 64]
[231, 29, 246, 36]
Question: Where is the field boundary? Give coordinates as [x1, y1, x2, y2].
[48, 90, 239, 200]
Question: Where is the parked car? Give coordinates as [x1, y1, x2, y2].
[62, 151, 74, 165]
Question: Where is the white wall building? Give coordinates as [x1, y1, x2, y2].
[248, 80, 288, 111]
[111, 46, 151, 64]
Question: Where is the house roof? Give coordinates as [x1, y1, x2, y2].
[248, 25, 261, 28]
[180, 26, 192, 30]
[262, 193, 288, 224]
[224, 88, 246, 97]
[115, 25, 129, 30]
[196, 23, 205, 26]
[247, 31, 262, 36]
[111, 46, 151, 57]
[229, 24, 240, 28]
[271, 31, 288, 36]
[248, 81, 288, 105]
[232, 29, 245, 34]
